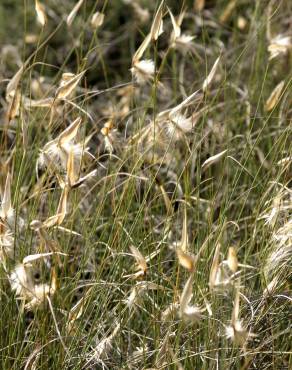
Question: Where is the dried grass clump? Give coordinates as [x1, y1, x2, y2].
[0, 0, 290, 369]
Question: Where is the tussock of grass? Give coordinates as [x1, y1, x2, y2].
[0, 0, 291, 369]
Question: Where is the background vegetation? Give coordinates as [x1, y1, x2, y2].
[0, 0, 291, 369]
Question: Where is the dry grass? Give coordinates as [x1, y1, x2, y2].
[0, 0, 291, 369]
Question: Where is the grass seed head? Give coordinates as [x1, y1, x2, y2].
[227, 247, 238, 273]
[129, 245, 147, 276]
[55, 72, 85, 100]
[265, 80, 285, 111]
[35, 0, 47, 27]
[202, 56, 221, 92]
[91, 12, 105, 29]
[131, 59, 155, 84]
[150, 1, 164, 41]
[66, 0, 85, 27]
[179, 273, 202, 323]
[268, 35, 291, 60]
[176, 248, 196, 272]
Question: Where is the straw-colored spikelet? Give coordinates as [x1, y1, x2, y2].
[265, 217, 292, 284]
[42, 186, 69, 228]
[129, 245, 147, 277]
[202, 56, 221, 92]
[176, 248, 196, 272]
[268, 35, 291, 60]
[260, 185, 291, 228]
[179, 273, 202, 323]
[35, 0, 47, 27]
[277, 156, 292, 166]
[164, 113, 194, 141]
[0, 172, 13, 223]
[169, 9, 195, 51]
[0, 225, 14, 261]
[227, 247, 238, 273]
[9, 256, 58, 309]
[209, 243, 241, 291]
[0, 172, 21, 262]
[66, 0, 85, 27]
[55, 71, 85, 100]
[101, 120, 116, 155]
[6, 65, 24, 101]
[209, 242, 221, 290]
[89, 322, 121, 362]
[25, 282, 56, 310]
[131, 34, 153, 84]
[38, 117, 91, 179]
[262, 199, 291, 298]
[131, 59, 155, 84]
[91, 12, 104, 29]
[157, 89, 201, 141]
[9, 263, 34, 297]
[0, 172, 23, 231]
[262, 191, 283, 228]
[23, 252, 66, 266]
[150, 1, 164, 41]
[202, 149, 227, 170]
[225, 288, 254, 347]
[66, 288, 92, 333]
[265, 81, 285, 111]
[161, 302, 179, 321]
[130, 2, 165, 84]
[194, 0, 205, 11]
[6, 89, 21, 123]
[125, 282, 161, 309]
[66, 147, 97, 189]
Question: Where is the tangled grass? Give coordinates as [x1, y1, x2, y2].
[0, 0, 291, 369]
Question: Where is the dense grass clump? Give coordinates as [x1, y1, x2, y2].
[0, 1, 291, 369]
